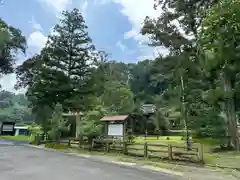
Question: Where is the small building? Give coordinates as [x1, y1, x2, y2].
[140, 104, 156, 114]
[0, 121, 15, 136]
[100, 115, 129, 137]
[14, 126, 29, 136]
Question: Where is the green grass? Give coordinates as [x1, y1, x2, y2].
[0, 135, 30, 141]
[124, 136, 199, 162]
[135, 136, 189, 145]
[45, 143, 69, 150]
[169, 129, 193, 133]
[134, 135, 240, 168]
[204, 151, 240, 169]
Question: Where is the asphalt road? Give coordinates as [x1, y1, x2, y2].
[0, 140, 181, 180]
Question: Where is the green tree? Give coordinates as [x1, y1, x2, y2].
[31, 104, 53, 134]
[198, 0, 240, 150]
[48, 103, 69, 142]
[17, 8, 96, 112]
[102, 81, 134, 115]
[150, 96, 169, 136]
[0, 18, 26, 75]
[141, 0, 219, 149]
[0, 90, 34, 124]
[15, 55, 42, 90]
[77, 107, 105, 144]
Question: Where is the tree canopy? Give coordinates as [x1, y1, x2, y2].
[0, 90, 33, 124]
[0, 18, 26, 75]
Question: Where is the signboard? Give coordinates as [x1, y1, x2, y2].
[108, 124, 123, 136]
[2, 124, 14, 132]
[140, 104, 156, 114]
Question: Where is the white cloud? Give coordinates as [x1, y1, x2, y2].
[81, 0, 88, 17]
[116, 40, 126, 52]
[82, 1, 88, 12]
[137, 46, 169, 61]
[28, 17, 43, 31]
[0, 74, 26, 94]
[0, 74, 16, 92]
[94, 0, 112, 5]
[113, 0, 159, 40]
[102, 0, 168, 59]
[27, 17, 47, 55]
[37, 0, 71, 14]
[27, 31, 47, 55]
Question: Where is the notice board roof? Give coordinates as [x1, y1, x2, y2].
[100, 115, 129, 122]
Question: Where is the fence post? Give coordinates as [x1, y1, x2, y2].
[91, 140, 95, 151]
[144, 142, 148, 159]
[44, 134, 47, 141]
[34, 134, 40, 145]
[106, 141, 110, 153]
[68, 139, 71, 147]
[168, 144, 173, 160]
[198, 143, 204, 162]
[123, 141, 128, 155]
[78, 136, 83, 148]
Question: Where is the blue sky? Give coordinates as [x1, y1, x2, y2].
[0, 0, 167, 92]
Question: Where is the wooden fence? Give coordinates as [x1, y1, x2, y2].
[35, 135, 204, 162]
[91, 140, 204, 162]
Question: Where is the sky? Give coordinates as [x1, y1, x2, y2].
[0, 0, 167, 93]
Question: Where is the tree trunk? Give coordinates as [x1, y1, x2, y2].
[180, 75, 191, 150]
[223, 73, 240, 151]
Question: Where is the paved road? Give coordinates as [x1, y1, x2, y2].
[0, 141, 180, 180]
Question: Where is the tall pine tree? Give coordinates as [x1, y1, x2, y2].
[20, 8, 96, 112]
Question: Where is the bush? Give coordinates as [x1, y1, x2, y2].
[45, 143, 68, 150]
[28, 134, 41, 145]
[165, 136, 170, 140]
[127, 134, 135, 144]
[78, 120, 103, 144]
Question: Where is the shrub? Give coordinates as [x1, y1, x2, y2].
[45, 143, 68, 150]
[127, 135, 135, 144]
[28, 134, 42, 145]
[48, 103, 69, 142]
[78, 120, 103, 144]
[165, 136, 170, 140]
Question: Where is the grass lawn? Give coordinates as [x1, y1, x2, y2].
[135, 136, 188, 145]
[0, 135, 30, 141]
[168, 129, 193, 133]
[128, 136, 199, 161]
[133, 136, 240, 169]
